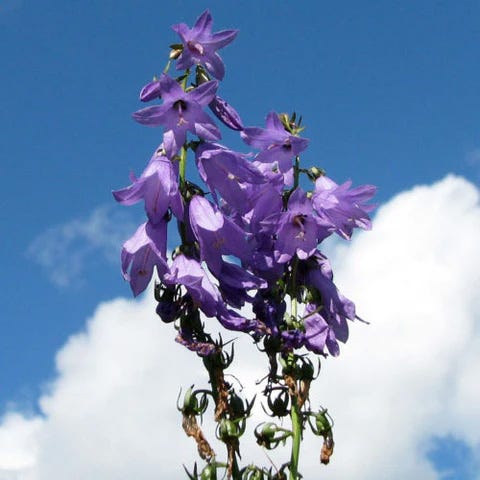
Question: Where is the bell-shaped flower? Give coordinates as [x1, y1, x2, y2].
[262, 188, 330, 263]
[241, 112, 309, 180]
[121, 220, 168, 297]
[195, 143, 265, 214]
[303, 304, 342, 357]
[312, 176, 376, 239]
[189, 195, 252, 274]
[172, 10, 238, 80]
[216, 260, 266, 308]
[132, 74, 220, 158]
[298, 253, 356, 356]
[208, 95, 244, 130]
[163, 254, 222, 318]
[113, 148, 183, 223]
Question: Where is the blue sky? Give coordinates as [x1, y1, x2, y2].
[1, 1, 479, 479]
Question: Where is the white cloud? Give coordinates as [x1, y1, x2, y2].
[27, 206, 138, 287]
[3, 174, 480, 479]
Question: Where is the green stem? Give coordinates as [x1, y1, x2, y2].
[179, 146, 187, 189]
[178, 146, 187, 244]
[293, 156, 300, 189]
[289, 396, 302, 480]
[290, 256, 299, 320]
[231, 454, 241, 480]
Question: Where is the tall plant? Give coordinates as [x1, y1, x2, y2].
[114, 10, 376, 479]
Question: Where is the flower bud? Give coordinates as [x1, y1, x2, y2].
[169, 43, 183, 60]
[209, 96, 244, 131]
[308, 408, 333, 437]
[242, 467, 265, 480]
[139, 80, 161, 102]
[195, 65, 211, 85]
[217, 418, 243, 441]
[300, 359, 315, 381]
[178, 386, 209, 416]
[306, 166, 326, 181]
[265, 388, 289, 417]
[200, 463, 217, 480]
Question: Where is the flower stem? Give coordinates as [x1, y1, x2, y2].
[289, 395, 302, 480]
[179, 146, 187, 189]
[178, 145, 187, 244]
[293, 155, 300, 189]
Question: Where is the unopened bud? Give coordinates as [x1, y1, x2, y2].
[169, 43, 183, 60]
[139, 80, 161, 102]
[200, 463, 217, 480]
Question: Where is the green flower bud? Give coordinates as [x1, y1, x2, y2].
[217, 419, 243, 441]
[200, 463, 217, 480]
[314, 409, 332, 436]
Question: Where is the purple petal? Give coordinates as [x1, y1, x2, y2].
[112, 178, 147, 206]
[132, 105, 169, 126]
[121, 221, 168, 297]
[163, 127, 187, 159]
[158, 74, 185, 102]
[204, 52, 225, 80]
[164, 254, 221, 317]
[192, 10, 213, 36]
[206, 29, 239, 49]
[171, 22, 189, 42]
[140, 80, 162, 102]
[188, 80, 218, 106]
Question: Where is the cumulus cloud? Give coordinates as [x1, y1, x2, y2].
[27, 205, 138, 287]
[3, 175, 480, 479]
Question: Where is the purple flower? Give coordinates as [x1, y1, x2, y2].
[281, 330, 305, 350]
[216, 260, 266, 308]
[163, 254, 222, 317]
[252, 293, 286, 337]
[132, 74, 220, 158]
[172, 10, 238, 80]
[208, 96, 244, 130]
[303, 304, 339, 356]
[312, 176, 376, 239]
[121, 220, 168, 297]
[296, 253, 356, 356]
[189, 195, 252, 274]
[195, 143, 265, 214]
[113, 147, 183, 223]
[262, 188, 330, 264]
[241, 112, 309, 181]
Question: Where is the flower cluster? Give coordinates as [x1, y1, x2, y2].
[114, 10, 376, 359]
[114, 10, 376, 479]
